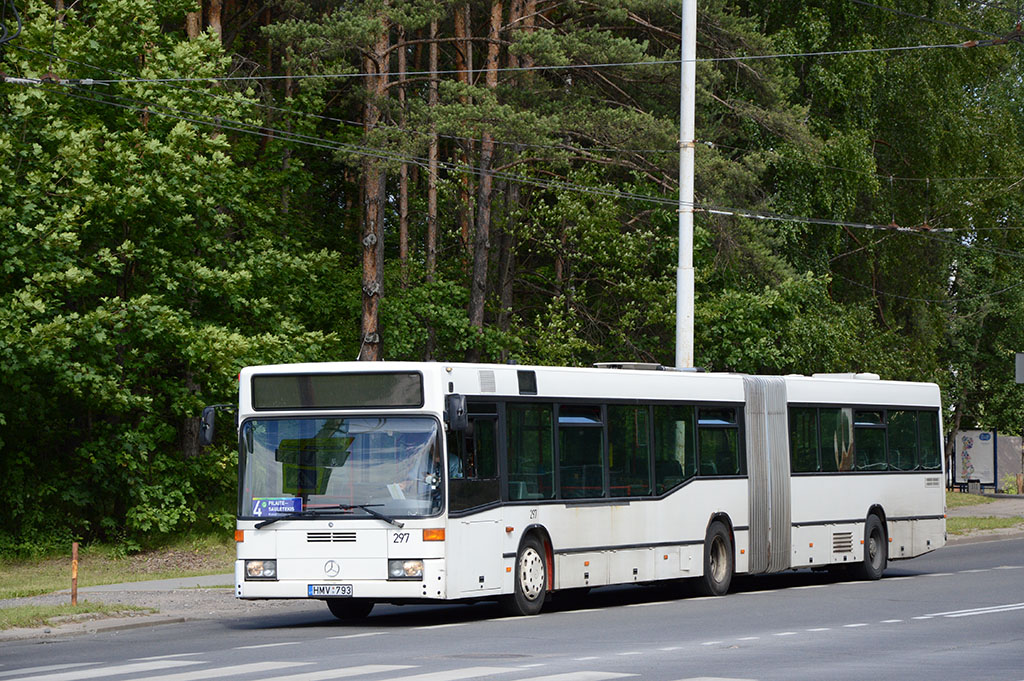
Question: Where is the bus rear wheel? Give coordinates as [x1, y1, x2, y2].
[326, 598, 374, 620]
[697, 520, 733, 597]
[502, 535, 548, 616]
[852, 514, 887, 581]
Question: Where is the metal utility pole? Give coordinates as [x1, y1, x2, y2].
[675, 0, 697, 369]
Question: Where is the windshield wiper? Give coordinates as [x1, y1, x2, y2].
[338, 504, 405, 528]
[254, 509, 345, 529]
[253, 504, 404, 529]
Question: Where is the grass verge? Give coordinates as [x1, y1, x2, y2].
[946, 516, 1024, 535]
[0, 602, 154, 630]
[0, 533, 234, 600]
[946, 491, 998, 509]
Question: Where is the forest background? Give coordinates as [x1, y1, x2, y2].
[0, 0, 1021, 554]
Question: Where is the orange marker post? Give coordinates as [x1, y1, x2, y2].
[71, 542, 79, 606]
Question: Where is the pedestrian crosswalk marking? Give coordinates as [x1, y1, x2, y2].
[8, 660, 200, 681]
[0, 665, 93, 680]
[371, 667, 519, 681]
[0, 660, 647, 681]
[120, 661, 303, 681]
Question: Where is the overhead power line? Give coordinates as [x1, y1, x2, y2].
[847, 0, 1005, 38]
[9, 43, 1021, 193]
[4, 41, 997, 87]
[21, 78, 963, 241]
[0, 0, 22, 47]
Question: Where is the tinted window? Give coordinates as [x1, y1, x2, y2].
[558, 404, 604, 498]
[789, 407, 819, 472]
[448, 415, 500, 512]
[855, 426, 887, 470]
[918, 410, 942, 470]
[652, 405, 695, 493]
[888, 410, 918, 471]
[699, 428, 741, 476]
[507, 404, 554, 500]
[820, 408, 854, 472]
[608, 405, 652, 497]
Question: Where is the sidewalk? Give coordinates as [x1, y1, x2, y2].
[0, 573, 320, 642]
[945, 494, 1024, 519]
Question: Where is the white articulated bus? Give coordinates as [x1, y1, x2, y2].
[202, 362, 945, 619]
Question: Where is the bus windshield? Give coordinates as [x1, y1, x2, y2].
[240, 416, 443, 519]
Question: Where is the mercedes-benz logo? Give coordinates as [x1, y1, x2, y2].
[324, 560, 340, 578]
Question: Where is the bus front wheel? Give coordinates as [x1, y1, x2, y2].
[326, 598, 374, 620]
[697, 520, 733, 597]
[502, 535, 548, 616]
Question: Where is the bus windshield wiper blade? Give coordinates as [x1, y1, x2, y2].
[339, 504, 405, 528]
[254, 508, 349, 529]
[253, 504, 404, 529]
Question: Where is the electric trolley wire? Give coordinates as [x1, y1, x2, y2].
[698, 139, 1022, 185]
[7, 43, 678, 158]
[15, 78, 964, 239]
[5, 33, 1020, 248]
[23, 76, 1006, 240]
[847, 0, 1006, 38]
[829, 270, 1024, 305]
[9, 42, 1019, 190]
[0, 0, 22, 47]
[6, 41, 986, 86]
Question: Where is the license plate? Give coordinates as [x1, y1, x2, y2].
[308, 584, 353, 597]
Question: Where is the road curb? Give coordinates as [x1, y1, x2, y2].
[0, 614, 189, 642]
[946, 529, 1024, 546]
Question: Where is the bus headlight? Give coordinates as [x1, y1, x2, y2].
[388, 559, 424, 580]
[245, 559, 278, 580]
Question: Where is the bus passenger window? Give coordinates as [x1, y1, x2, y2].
[819, 408, 853, 471]
[887, 410, 918, 471]
[448, 412, 500, 512]
[558, 405, 604, 499]
[918, 411, 942, 470]
[789, 407, 819, 472]
[854, 410, 887, 470]
[698, 407, 742, 476]
[507, 404, 555, 500]
[652, 405, 695, 493]
[608, 405, 652, 497]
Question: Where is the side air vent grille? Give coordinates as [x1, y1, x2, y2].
[833, 532, 853, 554]
[307, 532, 357, 543]
[479, 370, 496, 392]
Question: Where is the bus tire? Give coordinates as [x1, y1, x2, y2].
[326, 598, 374, 620]
[502, 534, 548, 616]
[697, 520, 733, 597]
[852, 514, 887, 580]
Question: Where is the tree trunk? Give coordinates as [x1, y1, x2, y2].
[426, 19, 439, 281]
[359, 16, 390, 362]
[398, 27, 410, 287]
[207, 0, 223, 42]
[281, 61, 293, 213]
[186, 7, 202, 39]
[454, 3, 474, 257]
[467, 0, 503, 361]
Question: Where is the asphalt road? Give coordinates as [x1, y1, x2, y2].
[2, 535, 1023, 681]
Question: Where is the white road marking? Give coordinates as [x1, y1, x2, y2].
[6, 660, 201, 681]
[233, 642, 302, 650]
[924, 602, 1024, 618]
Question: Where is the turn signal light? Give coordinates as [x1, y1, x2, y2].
[235, 530, 245, 542]
[423, 528, 446, 541]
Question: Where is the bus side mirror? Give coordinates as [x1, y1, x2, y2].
[199, 406, 217, 447]
[445, 394, 468, 432]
